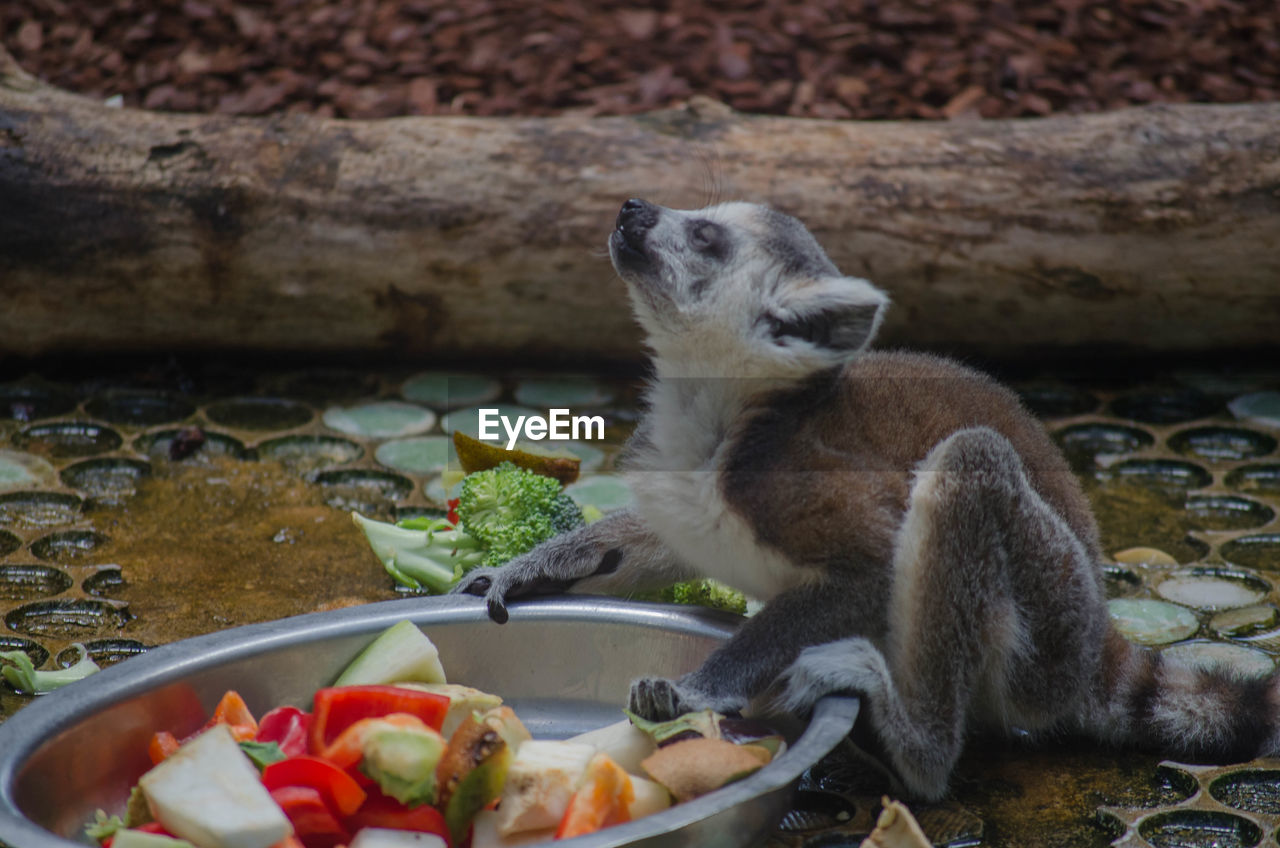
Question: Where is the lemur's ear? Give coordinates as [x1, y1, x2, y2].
[767, 276, 888, 353]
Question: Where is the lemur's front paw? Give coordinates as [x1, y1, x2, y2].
[628, 676, 746, 721]
[777, 637, 890, 714]
[448, 556, 578, 624]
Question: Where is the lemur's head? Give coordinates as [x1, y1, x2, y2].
[608, 198, 888, 379]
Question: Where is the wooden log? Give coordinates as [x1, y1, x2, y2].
[2, 47, 1278, 362]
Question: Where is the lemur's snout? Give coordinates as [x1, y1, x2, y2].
[616, 198, 658, 250]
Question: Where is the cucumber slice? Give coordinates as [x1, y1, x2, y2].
[334, 620, 447, 686]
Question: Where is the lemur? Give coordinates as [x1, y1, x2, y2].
[453, 198, 1279, 800]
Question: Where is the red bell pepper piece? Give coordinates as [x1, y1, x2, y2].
[308, 686, 449, 754]
[257, 706, 312, 758]
[446, 498, 460, 526]
[345, 794, 451, 844]
[262, 755, 367, 817]
[269, 785, 350, 848]
[102, 821, 171, 848]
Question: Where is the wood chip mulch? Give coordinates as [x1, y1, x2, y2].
[3, 0, 1278, 120]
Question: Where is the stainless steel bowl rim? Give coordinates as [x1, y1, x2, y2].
[0, 595, 859, 848]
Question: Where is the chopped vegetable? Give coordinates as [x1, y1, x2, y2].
[344, 794, 450, 841]
[452, 430, 580, 485]
[109, 830, 195, 848]
[391, 683, 502, 739]
[639, 737, 769, 802]
[495, 740, 595, 836]
[347, 828, 447, 848]
[262, 756, 368, 816]
[148, 732, 181, 765]
[333, 621, 447, 687]
[567, 719, 655, 775]
[239, 741, 287, 771]
[138, 724, 292, 848]
[205, 690, 259, 740]
[150, 690, 260, 765]
[625, 707, 784, 755]
[359, 723, 447, 806]
[352, 513, 485, 594]
[436, 712, 515, 845]
[627, 776, 672, 820]
[456, 462, 584, 567]
[639, 579, 748, 615]
[269, 785, 349, 848]
[0, 642, 99, 693]
[471, 811, 553, 848]
[319, 714, 435, 771]
[309, 686, 449, 755]
[85, 810, 126, 842]
[255, 706, 312, 758]
[101, 823, 173, 848]
[554, 753, 634, 839]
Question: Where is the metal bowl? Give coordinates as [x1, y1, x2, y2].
[0, 595, 859, 848]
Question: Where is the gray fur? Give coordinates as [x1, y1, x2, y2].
[453, 198, 1280, 800]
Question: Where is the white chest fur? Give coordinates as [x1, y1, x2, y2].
[625, 380, 806, 601]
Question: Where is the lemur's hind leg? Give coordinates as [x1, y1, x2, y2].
[780, 427, 1108, 800]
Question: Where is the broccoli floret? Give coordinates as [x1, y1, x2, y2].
[352, 512, 486, 594]
[643, 579, 748, 615]
[457, 462, 584, 567]
[548, 491, 587, 535]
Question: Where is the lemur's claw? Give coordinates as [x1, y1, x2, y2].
[459, 575, 491, 596]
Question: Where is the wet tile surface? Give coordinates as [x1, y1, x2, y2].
[0, 363, 1278, 848]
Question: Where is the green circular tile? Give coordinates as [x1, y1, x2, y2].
[1211, 605, 1279, 639]
[323, 401, 436, 438]
[1162, 640, 1275, 678]
[401, 373, 502, 409]
[1107, 598, 1200, 646]
[1156, 571, 1269, 611]
[0, 450, 57, 491]
[513, 376, 615, 408]
[566, 475, 634, 513]
[375, 437, 455, 475]
[424, 475, 462, 504]
[1229, 391, 1280, 429]
[441, 405, 540, 439]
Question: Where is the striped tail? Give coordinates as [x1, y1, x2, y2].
[1084, 627, 1279, 762]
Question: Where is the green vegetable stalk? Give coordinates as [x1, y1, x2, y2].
[353, 462, 586, 593]
[352, 513, 486, 593]
[0, 643, 100, 694]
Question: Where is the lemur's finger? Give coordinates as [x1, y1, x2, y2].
[486, 592, 510, 624]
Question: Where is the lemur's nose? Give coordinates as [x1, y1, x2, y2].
[617, 198, 658, 237]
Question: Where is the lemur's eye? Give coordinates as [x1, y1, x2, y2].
[687, 220, 728, 259]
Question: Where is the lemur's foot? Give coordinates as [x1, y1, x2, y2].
[628, 676, 747, 721]
[777, 637, 891, 714]
[449, 559, 578, 624]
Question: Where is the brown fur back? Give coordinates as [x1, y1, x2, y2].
[722, 351, 1100, 584]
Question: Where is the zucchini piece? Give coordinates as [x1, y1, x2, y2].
[334, 620, 447, 686]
